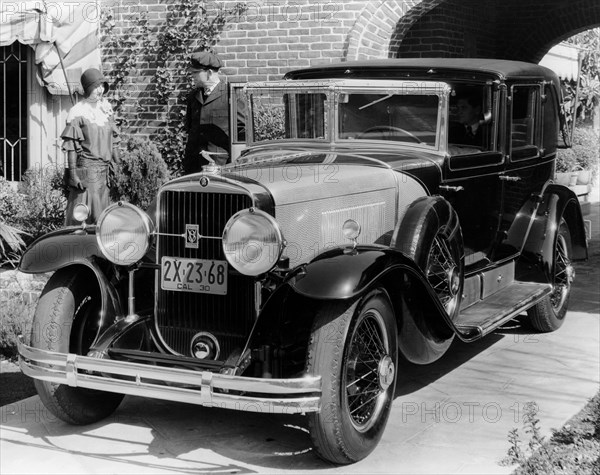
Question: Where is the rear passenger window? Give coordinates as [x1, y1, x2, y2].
[511, 85, 541, 160]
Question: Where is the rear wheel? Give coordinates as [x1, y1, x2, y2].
[307, 290, 397, 464]
[31, 268, 124, 425]
[528, 220, 573, 332]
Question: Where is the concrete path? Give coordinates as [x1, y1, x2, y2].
[2, 197, 598, 474]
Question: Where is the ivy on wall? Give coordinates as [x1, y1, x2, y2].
[100, 1, 247, 174]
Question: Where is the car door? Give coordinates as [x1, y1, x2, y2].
[492, 82, 553, 262]
[440, 84, 505, 270]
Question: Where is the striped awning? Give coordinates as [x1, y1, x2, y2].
[0, 0, 101, 95]
[539, 43, 581, 81]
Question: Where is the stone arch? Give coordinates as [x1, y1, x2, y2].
[344, 0, 436, 60]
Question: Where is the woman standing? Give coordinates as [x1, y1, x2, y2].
[62, 68, 120, 225]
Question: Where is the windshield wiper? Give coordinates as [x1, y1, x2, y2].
[358, 94, 394, 110]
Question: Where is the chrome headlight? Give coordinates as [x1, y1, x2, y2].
[96, 202, 154, 266]
[72, 203, 90, 223]
[222, 208, 285, 276]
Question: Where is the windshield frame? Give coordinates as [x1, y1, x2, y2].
[244, 79, 451, 152]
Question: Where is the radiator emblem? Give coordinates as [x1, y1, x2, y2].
[199, 176, 209, 187]
[185, 224, 199, 249]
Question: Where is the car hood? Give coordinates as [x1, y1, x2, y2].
[221, 148, 429, 206]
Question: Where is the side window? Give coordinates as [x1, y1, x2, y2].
[448, 85, 494, 155]
[543, 85, 560, 153]
[510, 85, 541, 160]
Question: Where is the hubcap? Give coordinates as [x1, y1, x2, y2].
[378, 355, 395, 390]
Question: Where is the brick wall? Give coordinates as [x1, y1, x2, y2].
[99, 0, 600, 138]
[214, 0, 365, 82]
[99, 0, 422, 135]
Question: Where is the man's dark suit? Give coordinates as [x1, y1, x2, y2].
[449, 122, 484, 147]
[183, 80, 230, 174]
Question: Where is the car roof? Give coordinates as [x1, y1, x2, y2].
[285, 58, 560, 86]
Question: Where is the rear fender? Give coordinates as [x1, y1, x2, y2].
[519, 184, 588, 283]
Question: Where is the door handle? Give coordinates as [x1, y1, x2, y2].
[499, 175, 521, 182]
[439, 185, 464, 192]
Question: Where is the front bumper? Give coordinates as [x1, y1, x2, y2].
[18, 340, 321, 415]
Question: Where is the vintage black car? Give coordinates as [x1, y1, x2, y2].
[18, 59, 588, 464]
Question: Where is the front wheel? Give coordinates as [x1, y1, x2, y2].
[307, 290, 398, 464]
[30, 268, 124, 425]
[527, 220, 574, 332]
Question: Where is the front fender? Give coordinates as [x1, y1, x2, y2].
[287, 245, 429, 300]
[34, 262, 125, 350]
[19, 226, 105, 274]
[248, 246, 465, 373]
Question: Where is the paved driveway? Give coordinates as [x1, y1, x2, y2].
[2, 199, 598, 475]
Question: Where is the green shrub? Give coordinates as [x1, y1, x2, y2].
[16, 166, 67, 242]
[0, 221, 28, 268]
[0, 177, 22, 219]
[253, 105, 286, 141]
[557, 126, 600, 180]
[0, 169, 66, 265]
[110, 137, 171, 210]
[0, 291, 35, 359]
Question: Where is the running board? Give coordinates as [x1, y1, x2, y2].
[455, 282, 552, 340]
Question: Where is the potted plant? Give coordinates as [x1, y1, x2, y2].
[556, 125, 599, 186]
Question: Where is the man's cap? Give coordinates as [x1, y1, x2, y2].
[189, 51, 223, 70]
[80, 68, 108, 97]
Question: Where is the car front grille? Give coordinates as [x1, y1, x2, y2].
[155, 190, 255, 359]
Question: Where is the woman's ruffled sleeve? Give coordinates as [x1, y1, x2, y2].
[60, 117, 85, 154]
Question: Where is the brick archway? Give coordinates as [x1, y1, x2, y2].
[344, 0, 436, 60]
[504, 2, 600, 62]
[391, 0, 600, 62]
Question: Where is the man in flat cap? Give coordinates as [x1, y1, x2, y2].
[182, 51, 230, 174]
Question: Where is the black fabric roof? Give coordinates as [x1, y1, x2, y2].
[285, 58, 560, 86]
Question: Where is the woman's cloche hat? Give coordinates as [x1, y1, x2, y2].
[80, 68, 109, 97]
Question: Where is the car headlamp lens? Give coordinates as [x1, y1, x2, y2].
[96, 202, 154, 266]
[72, 203, 90, 223]
[222, 208, 284, 276]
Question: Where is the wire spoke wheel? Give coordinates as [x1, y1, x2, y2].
[528, 219, 573, 332]
[426, 230, 461, 315]
[344, 309, 392, 432]
[549, 232, 573, 311]
[307, 291, 397, 464]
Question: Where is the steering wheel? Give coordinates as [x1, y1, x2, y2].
[356, 125, 422, 143]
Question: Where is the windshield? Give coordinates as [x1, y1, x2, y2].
[247, 85, 441, 148]
[338, 94, 439, 146]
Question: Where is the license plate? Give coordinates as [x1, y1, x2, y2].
[161, 257, 227, 295]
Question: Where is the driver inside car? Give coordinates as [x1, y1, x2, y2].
[449, 90, 487, 148]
